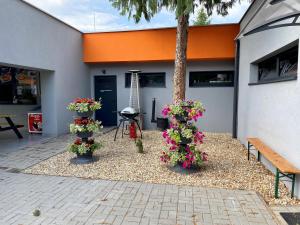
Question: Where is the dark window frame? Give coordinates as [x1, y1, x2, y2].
[0, 66, 41, 105]
[125, 72, 166, 88]
[189, 71, 234, 87]
[250, 45, 298, 85]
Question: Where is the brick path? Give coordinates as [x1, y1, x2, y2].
[0, 135, 69, 170]
[0, 128, 114, 170]
[0, 171, 278, 225]
[0, 130, 280, 225]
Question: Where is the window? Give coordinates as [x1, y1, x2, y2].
[0, 66, 40, 105]
[189, 71, 234, 87]
[125, 72, 166, 88]
[257, 45, 298, 83]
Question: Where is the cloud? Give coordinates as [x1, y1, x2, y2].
[23, 0, 250, 32]
[190, 1, 250, 24]
[210, 1, 251, 24]
[24, 0, 67, 9]
[58, 11, 119, 32]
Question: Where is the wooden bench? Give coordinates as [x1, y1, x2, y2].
[247, 138, 300, 198]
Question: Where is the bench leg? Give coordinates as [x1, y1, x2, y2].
[5, 117, 23, 139]
[275, 168, 280, 199]
[291, 174, 296, 198]
[257, 151, 261, 162]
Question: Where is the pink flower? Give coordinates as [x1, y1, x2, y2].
[162, 130, 168, 138]
[162, 107, 171, 116]
[170, 145, 178, 151]
[182, 160, 191, 169]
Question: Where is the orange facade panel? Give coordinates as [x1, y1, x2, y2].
[83, 24, 239, 63]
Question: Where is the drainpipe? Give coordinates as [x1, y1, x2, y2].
[151, 98, 157, 123]
[232, 39, 240, 139]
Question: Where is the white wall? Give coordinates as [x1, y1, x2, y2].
[0, 0, 90, 135]
[238, 26, 300, 197]
[90, 61, 234, 133]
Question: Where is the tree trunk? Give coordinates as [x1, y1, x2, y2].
[173, 14, 189, 103]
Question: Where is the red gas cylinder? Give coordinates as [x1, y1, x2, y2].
[129, 122, 137, 139]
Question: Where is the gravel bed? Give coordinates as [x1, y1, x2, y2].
[24, 130, 299, 206]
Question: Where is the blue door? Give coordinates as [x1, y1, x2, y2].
[94, 76, 117, 126]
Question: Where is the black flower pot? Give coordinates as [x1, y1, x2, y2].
[178, 162, 200, 170]
[76, 131, 93, 138]
[175, 115, 188, 123]
[180, 137, 192, 145]
[76, 111, 93, 118]
[76, 150, 93, 159]
[168, 163, 200, 174]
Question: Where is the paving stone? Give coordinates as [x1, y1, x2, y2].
[0, 163, 279, 225]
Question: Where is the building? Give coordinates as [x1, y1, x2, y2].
[0, 0, 238, 134]
[236, 0, 300, 198]
[0, 0, 299, 196]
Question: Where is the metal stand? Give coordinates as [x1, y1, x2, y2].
[275, 169, 296, 199]
[114, 116, 142, 141]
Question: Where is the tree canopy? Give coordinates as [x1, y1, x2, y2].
[110, 0, 240, 23]
[193, 7, 210, 26]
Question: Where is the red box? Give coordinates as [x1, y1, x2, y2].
[28, 113, 42, 133]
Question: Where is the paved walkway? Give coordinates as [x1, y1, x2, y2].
[0, 128, 114, 170]
[0, 171, 278, 225]
[0, 130, 282, 225]
[0, 135, 69, 170]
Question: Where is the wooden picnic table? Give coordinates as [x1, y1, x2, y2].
[0, 114, 24, 139]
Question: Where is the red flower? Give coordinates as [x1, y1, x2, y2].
[74, 118, 91, 125]
[73, 98, 95, 104]
[74, 138, 82, 145]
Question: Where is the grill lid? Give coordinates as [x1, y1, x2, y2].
[121, 107, 138, 115]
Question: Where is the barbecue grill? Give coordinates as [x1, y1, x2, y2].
[114, 70, 142, 141]
[121, 107, 139, 119]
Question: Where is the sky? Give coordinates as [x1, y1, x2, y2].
[24, 0, 251, 32]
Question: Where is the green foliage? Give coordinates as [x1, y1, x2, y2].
[193, 7, 210, 25]
[109, 0, 240, 22]
[69, 120, 102, 134]
[67, 100, 101, 113]
[135, 139, 144, 153]
[69, 142, 102, 155]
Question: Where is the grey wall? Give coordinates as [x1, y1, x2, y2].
[0, 0, 90, 135]
[238, 25, 300, 197]
[90, 61, 234, 133]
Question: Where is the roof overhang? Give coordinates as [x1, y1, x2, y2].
[239, 0, 300, 38]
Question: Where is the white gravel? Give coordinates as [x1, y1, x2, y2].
[24, 130, 300, 206]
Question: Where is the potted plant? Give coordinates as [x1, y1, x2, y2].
[67, 98, 101, 118]
[69, 138, 102, 158]
[67, 98, 103, 160]
[70, 118, 102, 138]
[161, 100, 207, 169]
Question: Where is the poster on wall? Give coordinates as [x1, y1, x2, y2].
[0, 67, 12, 83]
[28, 113, 42, 133]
